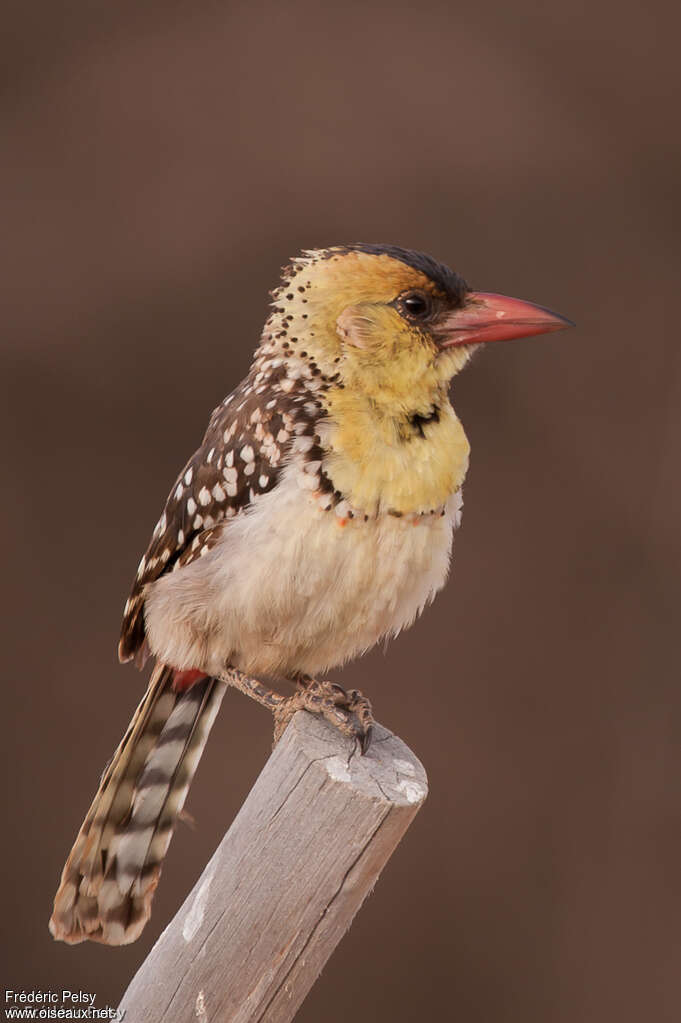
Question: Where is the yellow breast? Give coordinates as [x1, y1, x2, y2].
[319, 394, 470, 516]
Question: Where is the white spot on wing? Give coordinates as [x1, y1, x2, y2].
[294, 435, 314, 453]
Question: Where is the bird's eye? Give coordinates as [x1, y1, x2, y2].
[401, 291, 431, 319]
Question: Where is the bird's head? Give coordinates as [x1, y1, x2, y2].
[263, 243, 572, 417]
[257, 244, 572, 515]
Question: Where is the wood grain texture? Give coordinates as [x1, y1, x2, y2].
[119, 710, 428, 1023]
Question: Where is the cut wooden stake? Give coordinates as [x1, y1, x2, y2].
[119, 710, 428, 1023]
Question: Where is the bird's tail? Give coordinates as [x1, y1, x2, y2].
[49, 663, 226, 945]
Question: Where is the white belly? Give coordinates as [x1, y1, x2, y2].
[144, 467, 462, 678]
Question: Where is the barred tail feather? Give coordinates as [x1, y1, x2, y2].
[49, 664, 226, 945]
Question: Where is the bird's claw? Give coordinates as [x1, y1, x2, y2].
[273, 679, 374, 754]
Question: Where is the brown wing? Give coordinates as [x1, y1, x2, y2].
[118, 378, 303, 664]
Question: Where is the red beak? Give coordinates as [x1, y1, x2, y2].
[438, 291, 574, 348]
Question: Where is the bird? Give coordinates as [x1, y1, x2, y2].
[49, 243, 572, 946]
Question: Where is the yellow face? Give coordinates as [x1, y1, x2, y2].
[268, 247, 473, 398]
[265, 246, 474, 516]
[259, 244, 571, 515]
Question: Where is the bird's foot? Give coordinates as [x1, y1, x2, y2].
[217, 666, 373, 754]
[274, 677, 374, 754]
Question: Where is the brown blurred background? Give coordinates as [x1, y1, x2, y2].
[2, 0, 680, 1019]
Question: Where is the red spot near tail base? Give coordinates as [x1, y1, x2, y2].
[172, 668, 206, 692]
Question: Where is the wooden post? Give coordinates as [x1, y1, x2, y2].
[119, 710, 428, 1023]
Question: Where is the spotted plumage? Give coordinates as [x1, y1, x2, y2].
[50, 243, 572, 946]
[119, 353, 327, 663]
[120, 244, 463, 664]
